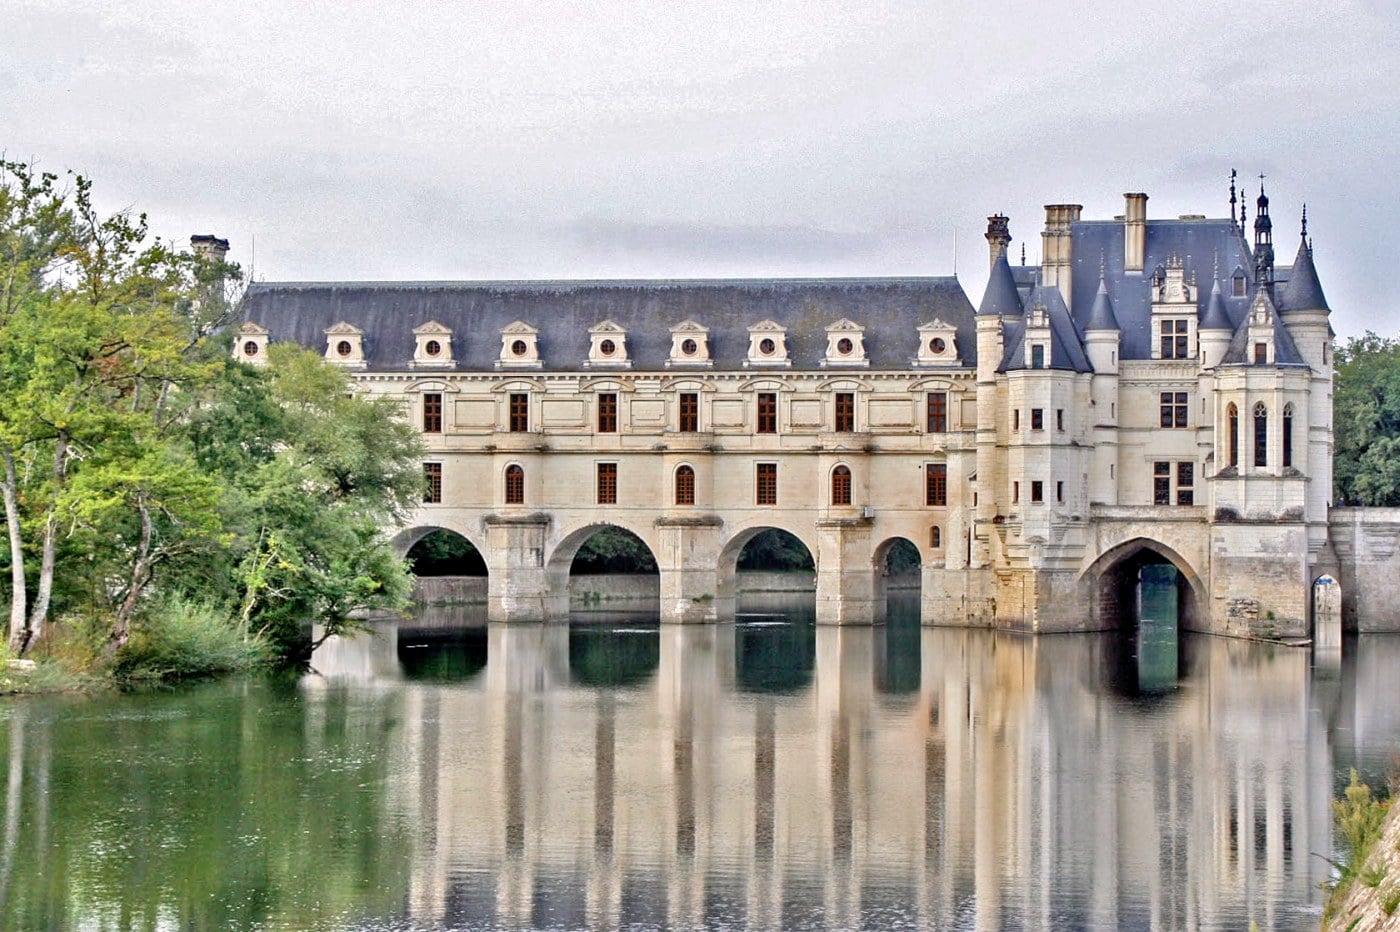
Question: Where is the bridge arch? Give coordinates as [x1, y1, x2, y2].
[873, 536, 922, 619]
[544, 521, 662, 615]
[1080, 537, 1205, 630]
[716, 523, 818, 603]
[390, 524, 488, 565]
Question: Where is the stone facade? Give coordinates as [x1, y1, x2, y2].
[240, 181, 1359, 633]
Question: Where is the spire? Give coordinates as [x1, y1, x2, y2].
[1085, 275, 1120, 331]
[977, 251, 1023, 317]
[1229, 169, 1238, 230]
[1279, 221, 1330, 312]
[1200, 278, 1233, 330]
[1253, 176, 1274, 295]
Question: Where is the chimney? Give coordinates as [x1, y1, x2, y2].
[1123, 193, 1148, 273]
[985, 214, 1011, 268]
[1040, 204, 1082, 304]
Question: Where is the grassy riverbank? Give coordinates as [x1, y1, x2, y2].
[2, 599, 272, 695]
[1324, 767, 1399, 929]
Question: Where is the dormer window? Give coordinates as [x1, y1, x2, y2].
[323, 322, 366, 368]
[587, 321, 630, 369]
[745, 320, 791, 368]
[668, 320, 712, 367]
[1030, 344, 1045, 369]
[498, 321, 541, 369]
[412, 321, 454, 368]
[1231, 267, 1248, 297]
[821, 319, 868, 368]
[915, 319, 959, 367]
[234, 321, 269, 366]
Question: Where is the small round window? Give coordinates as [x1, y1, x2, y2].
[424, 339, 441, 357]
[511, 339, 528, 357]
[336, 340, 352, 357]
[681, 338, 698, 356]
[930, 337, 946, 354]
[243, 340, 259, 357]
[759, 338, 776, 356]
[836, 337, 854, 355]
[599, 339, 616, 357]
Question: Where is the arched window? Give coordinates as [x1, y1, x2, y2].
[504, 464, 525, 504]
[831, 465, 852, 506]
[1227, 403, 1239, 468]
[1254, 402, 1268, 468]
[674, 465, 695, 506]
[1283, 403, 1294, 468]
[930, 526, 942, 549]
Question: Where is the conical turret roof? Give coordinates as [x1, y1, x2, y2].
[1279, 236, 1329, 311]
[1200, 279, 1233, 330]
[1085, 277, 1119, 331]
[977, 252, 1023, 317]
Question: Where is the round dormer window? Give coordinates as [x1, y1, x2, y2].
[336, 340, 352, 357]
[930, 337, 946, 354]
[511, 340, 528, 356]
[243, 341, 259, 357]
[599, 339, 616, 357]
[759, 338, 776, 356]
[681, 338, 697, 356]
[425, 339, 441, 357]
[836, 338, 854, 355]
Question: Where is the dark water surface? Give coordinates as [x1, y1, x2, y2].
[3, 592, 1398, 931]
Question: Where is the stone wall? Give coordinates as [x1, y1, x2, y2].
[1328, 507, 1400, 632]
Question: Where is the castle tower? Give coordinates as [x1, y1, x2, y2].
[1084, 276, 1121, 506]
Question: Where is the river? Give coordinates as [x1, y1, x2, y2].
[1, 590, 1397, 931]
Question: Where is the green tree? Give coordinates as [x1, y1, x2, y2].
[1334, 333, 1400, 505]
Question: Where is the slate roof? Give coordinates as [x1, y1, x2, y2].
[1067, 218, 1256, 359]
[1219, 289, 1309, 367]
[242, 277, 978, 372]
[998, 284, 1093, 373]
[977, 253, 1024, 317]
[1085, 277, 1120, 331]
[1199, 279, 1233, 330]
[1278, 236, 1329, 311]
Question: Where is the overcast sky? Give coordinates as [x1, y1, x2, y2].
[4, 0, 1397, 336]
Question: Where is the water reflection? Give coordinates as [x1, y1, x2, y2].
[4, 601, 1400, 930]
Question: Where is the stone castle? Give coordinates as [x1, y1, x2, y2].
[233, 180, 1372, 636]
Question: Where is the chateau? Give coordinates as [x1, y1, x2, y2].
[235, 182, 1344, 636]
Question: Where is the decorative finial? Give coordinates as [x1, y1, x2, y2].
[1259, 171, 1266, 192]
[1213, 251, 1220, 280]
[1301, 203, 1308, 239]
[1021, 242, 1026, 265]
[1100, 250, 1106, 279]
[1229, 169, 1238, 227]
[1240, 195, 1247, 228]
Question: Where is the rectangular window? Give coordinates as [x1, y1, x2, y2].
[1160, 319, 1190, 359]
[1030, 344, 1045, 368]
[678, 392, 699, 432]
[1012, 481, 1020, 504]
[756, 463, 778, 505]
[1153, 461, 1171, 506]
[1031, 408, 1044, 431]
[1056, 409, 1064, 432]
[1056, 480, 1064, 503]
[423, 393, 443, 433]
[1013, 409, 1020, 431]
[757, 392, 777, 434]
[1031, 480, 1043, 503]
[834, 392, 855, 432]
[596, 463, 617, 504]
[1177, 462, 1194, 505]
[1254, 343, 1268, 364]
[597, 393, 618, 433]
[1159, 392, 1189, 428]
[927, 392, 947, 433]
[925, 464, 947, 507]
[423, 463, 442, 504]
[508, 392, 529, 432]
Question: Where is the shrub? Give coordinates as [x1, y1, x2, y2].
[116, 598, 271, 683]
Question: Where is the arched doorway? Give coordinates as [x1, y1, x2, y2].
[716, 527, 817, 609]
[873, 536, 921, 618]
[546, 524, 660, 616]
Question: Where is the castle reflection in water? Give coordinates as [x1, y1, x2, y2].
[312, 595, 1396, 931]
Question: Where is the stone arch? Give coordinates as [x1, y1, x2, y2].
[1081, 537, 1205, 630]
[716, 523, 819, 603]
[389, 524, 487, 565]
[544, 521, 662, 615]
[872, 536, 922, 621]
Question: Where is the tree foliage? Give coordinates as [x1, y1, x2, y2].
[0, 160, 425, 664]
[1334, 333, 1400, 505]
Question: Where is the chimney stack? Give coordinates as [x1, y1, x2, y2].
[1040, 204, 1082, 304]
[1123, 193, 1148, 273]
[985, 214, 1011, 268]
[190, 234, 230, 264]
